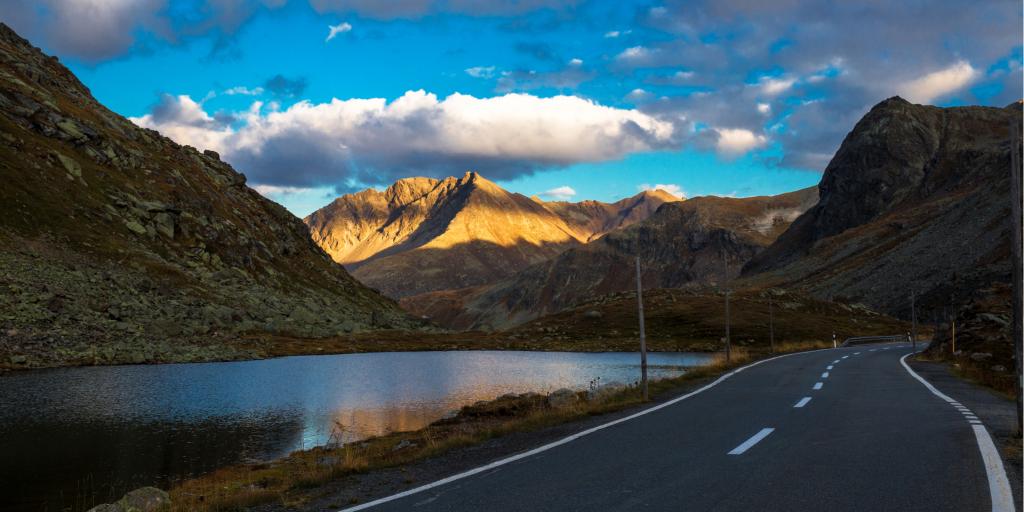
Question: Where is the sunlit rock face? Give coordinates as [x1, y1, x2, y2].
[401, 187, 817, 330]
[0, 22, 415, 367]
[743, 96, 1020, 316]
[305, 172, 679, 298]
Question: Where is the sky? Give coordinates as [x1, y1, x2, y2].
[2, 0, 1021, 217]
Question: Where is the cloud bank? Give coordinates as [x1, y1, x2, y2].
[131, 90, 676, 190]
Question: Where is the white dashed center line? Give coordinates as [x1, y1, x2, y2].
[821, 372, 829, 378]
[854, 352, 861, 355]
[794, 397, 812, 408]
[831, 360, 840, 364]
[827, 365, 834, 370]
[841, 356, 849, 359]
[728, 428, 775, 455]
[813, 382, 823, 390]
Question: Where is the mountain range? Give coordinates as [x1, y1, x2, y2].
[305, 173, 680, 297]
[401, 187, 817, 329]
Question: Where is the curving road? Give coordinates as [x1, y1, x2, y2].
[339, 343, 1018, 512]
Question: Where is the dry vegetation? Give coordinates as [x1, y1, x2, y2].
[918, 283, 1018, 399]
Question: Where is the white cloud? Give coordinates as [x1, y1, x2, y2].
[617, 46, 650, 61]
[673, 70, 694, 80]
[252, 184, 318, 196]
[715, 128, 767, 156]
[568, 58, 583, 66]
[130, 90, 676, 188]
[465, 66, 496, 78]
[754, 76, 796, 97]
[897, 60, 978, 104]
[604, 30, 620, 38]
[626, 88, 651, 101]
[540, 185, 577, 200]
[757, 102, 771, 114]
[639, 183, 685, 198]
[325, 21, 352, 42]
[225, 86, 264, 96]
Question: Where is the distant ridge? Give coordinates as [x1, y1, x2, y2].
[401, 187, 817, 329]
[305, 173, 680, 297]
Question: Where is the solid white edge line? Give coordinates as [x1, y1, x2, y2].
[794, 397, 812, 408]
[727, 427, 776, 455]
[899, 353, 1016, 512]
[338, 349, 827, 511]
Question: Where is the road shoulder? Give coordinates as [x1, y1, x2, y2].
[908, 358, 1022, 511]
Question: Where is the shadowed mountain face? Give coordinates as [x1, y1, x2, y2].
[742, 96, 1020, 316]
[305, 173, 679, 298]
[402, 188, 817, 330]
[0, 23, 413, 367]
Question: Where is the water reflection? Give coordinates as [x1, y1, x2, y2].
[0, 350, 712, 511]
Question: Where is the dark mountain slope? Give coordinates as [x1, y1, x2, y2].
[0, 23, 413, 368]
[743, 97, 1019, 316]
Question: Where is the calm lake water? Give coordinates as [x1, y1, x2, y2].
[0, 350, 713, 511]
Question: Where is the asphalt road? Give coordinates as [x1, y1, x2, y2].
[343, 343, 1017, 512]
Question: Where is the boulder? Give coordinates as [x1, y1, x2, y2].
[117, 486, 170, 512]
[547, 388, 579, 408]
[86, 487, 169, 512]
[969, 352, 993, 362]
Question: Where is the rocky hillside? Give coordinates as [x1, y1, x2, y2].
[0, 23, 413, 369]
[402, 188, 817, 330]
[743, 97, 1019, 317]
[305, 173, 678, 298]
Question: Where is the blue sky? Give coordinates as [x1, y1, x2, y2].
[3, 0, 1020, 216]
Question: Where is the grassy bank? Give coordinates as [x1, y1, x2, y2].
[166, 340, 831, 511]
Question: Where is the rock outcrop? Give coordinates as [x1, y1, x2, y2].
[402, 188, 817, 329]
[0, 23, 414, 368]
[305, 173, 679, 298]
[742, 97, 1019, 317]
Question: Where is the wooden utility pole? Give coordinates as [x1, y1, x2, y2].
[952, 317, 957, 354]
[1010, 119, 1023, 435]
[769, 292, 775, 354]
[723, 254, 731, 362]
[911, 291, 917, 351]
[635, 257, 648, 401]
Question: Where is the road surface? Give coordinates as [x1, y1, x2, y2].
[343, 343, 1017, 512]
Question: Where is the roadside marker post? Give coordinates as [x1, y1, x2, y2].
[768, 292, 775, 354]
[832, 331, 837, 349]
[635, 257, 648, 401]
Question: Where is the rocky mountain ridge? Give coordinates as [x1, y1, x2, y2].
[0, 23, 413, 368]
[305, 173, 680, 297]
[402, 187, 817, 330]
[743, 96, 1019, 317]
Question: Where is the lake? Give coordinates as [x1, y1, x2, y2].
[0, 350, 714, 511]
